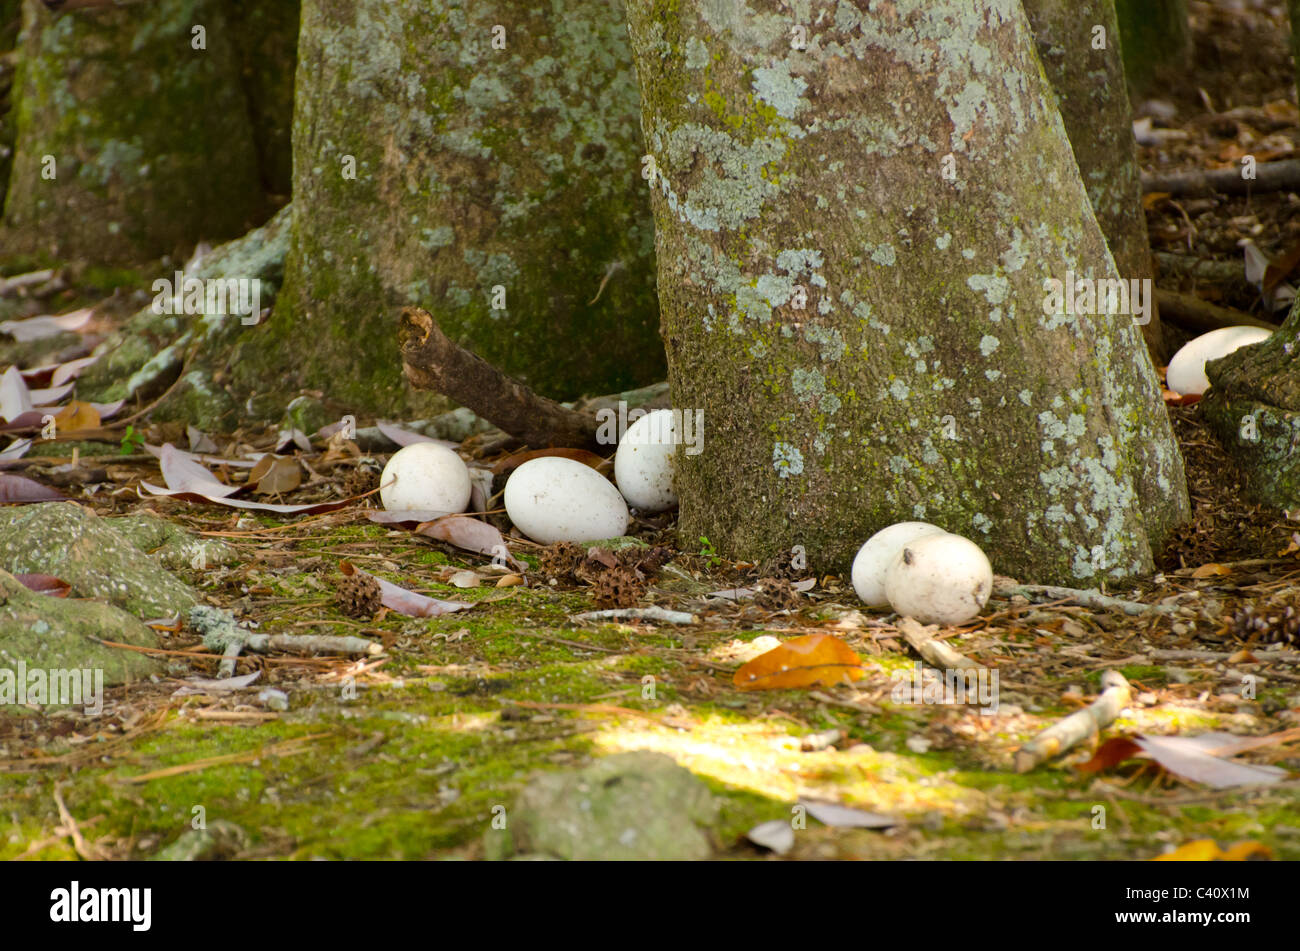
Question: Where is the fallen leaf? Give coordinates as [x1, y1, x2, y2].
[1154, 839, 1272, 861]
[375, 421, 457, 448]
[496, 573, 524, 587]
[248, 454, 302, 495]
[14, 574, 71, 597]
[0, 307, 92, 342]
[1077, 736, 1144, 773]
[799, 799, 896, 829]
[0, 474, 66, 503]
[339, 562, 472, 618]
[1191, 562, 1231, 579]
[491, 446, 610, 477]
[0, 366, 34, 422]
[411, 514, 526, 570]
[50, 400, 102, 434]
[746, 819, 794, 855]
[733, 633, 865, 691]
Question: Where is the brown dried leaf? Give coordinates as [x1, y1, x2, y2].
[733, 633, 865, 692]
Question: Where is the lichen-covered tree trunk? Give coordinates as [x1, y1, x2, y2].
[2, 0, 264, 265]
[624, 0, 1188, 584]
[1200, 307, 1300, 507]
[243, 0, 664, 421]
[1114, 0, 1190, 96]
[1289, 0, 1300, 109]
[1024, 0, 1165, 361]
[0, 0, 22, 211]
[229, 0, 299, 198]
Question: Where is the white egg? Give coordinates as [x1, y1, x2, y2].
[1166, 325, 1271, 396]
[379, 442, 472, 513]
[884, 533, 993, 626]
[505, 456, 629, 544]
[851, 521, 948, 607]
[614, 409, 679, 512]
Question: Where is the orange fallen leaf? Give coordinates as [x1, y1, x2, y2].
[733, 633, 865, 692]
[1191, 562, 1231, 579]
[1154, 839, 1272, 861]
[1077, 735, 1143, 773]
[51, 400, 101, 433]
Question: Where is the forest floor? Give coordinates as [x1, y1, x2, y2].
[2, 0, 1300, 861]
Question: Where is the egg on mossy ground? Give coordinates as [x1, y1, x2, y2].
[851, 521, 947, 607]
[379, 442, 472, 513]
[614, 409, 679, 512]
[505, 456, 629, 544]
[884, 532, 992, 626]
[1166, 325, 1272, 396]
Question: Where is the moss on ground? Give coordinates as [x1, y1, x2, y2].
[2, 510, 1297, 861]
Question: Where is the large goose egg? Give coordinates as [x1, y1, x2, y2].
[851, 521, 948, 607]
[884, 532, 992, 626]
[505, 456, 629, 544]
[380, 442, 472, 513]
[1166, 326, 1271, 396]
[614, 409, 679, 512]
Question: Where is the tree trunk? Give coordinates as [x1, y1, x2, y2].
[1024, 0, 1165, 361]
[2, 0, 264, 265]
[1289, 0, 1300, 110]
[0, 0, 21, 212]
[1199, 306, 1300, 508]
[1113, 0, 1190, 97]
[242, 0, 665, 422]
[623, 0, 1188, 584]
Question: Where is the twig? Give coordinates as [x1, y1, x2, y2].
[1015, 670, 1132, 773]
[120, 732, 333, 785]
[996, 582, 1173, 615]
[1154, 289, 1275, 333]
[571, 606, 698, 625]
[52, 785, 98, 861]
[1142, 159, 1300, 196]
[1146, 647, 1300, 663]
[894, 616, 982, 670]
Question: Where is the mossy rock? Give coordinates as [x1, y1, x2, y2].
[486, 751, 717, 860]
[0, 568, 161, 696]
[0, 502, 197, 618]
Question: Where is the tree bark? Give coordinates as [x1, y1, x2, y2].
[246, 0, 665, 422]
[2, 0, 264, 265]
[1200, 304, 1300, 508]
[623, 0, 1188, 583]
[1113, 0, 1190, 97]
[1023, 0, 1165, 360]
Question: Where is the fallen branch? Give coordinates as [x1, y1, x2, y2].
[895, 616, 981, 670]
[1155, 289, 1275, 334]
[1142, 159, 1300, 196]
[571, 606, 698, 625]
[189, 605, 381, 678]
[995, 582, 1172, 615]
[399, 306, 600, 450]
[1015, 670, 1132, 773]
[1146, 647, 1300, 664]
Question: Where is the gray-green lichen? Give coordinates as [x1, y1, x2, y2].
[623, 0, 1188, 584]
[250, 0, 665, 418]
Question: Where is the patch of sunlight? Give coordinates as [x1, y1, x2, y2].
[428, 712, 497, 733]
[592, 715, 987, 817]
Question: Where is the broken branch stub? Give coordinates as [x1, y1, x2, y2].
[398, 306, 600, 451]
